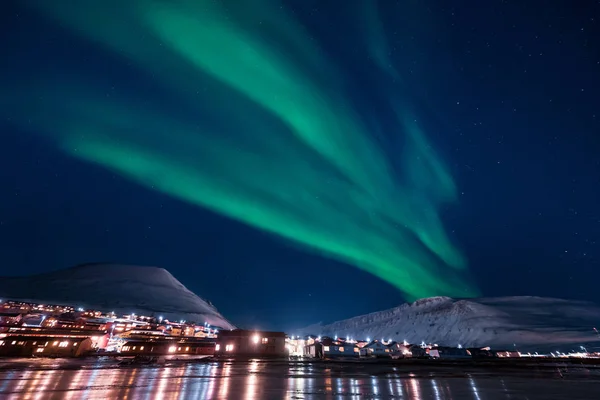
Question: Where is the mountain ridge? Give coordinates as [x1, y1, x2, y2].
[295, 296, 600, 350]
[0, 263, 235, 329]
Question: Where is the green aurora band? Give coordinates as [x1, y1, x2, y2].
[9, 0, 479, 299]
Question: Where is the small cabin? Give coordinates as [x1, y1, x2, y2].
[304, 337, 359, 359]
[387, 341, 412, 359]
[359, 340, 391, 358]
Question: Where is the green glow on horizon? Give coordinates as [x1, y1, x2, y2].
[10, 0, 479, 299]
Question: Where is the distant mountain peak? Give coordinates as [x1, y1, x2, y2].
[0, 263, 235, 329]
[296, 296, 600, 350]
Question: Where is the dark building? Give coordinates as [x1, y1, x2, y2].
[120, 339, 215, 356]
[0, 336, 93, 357]
[305, 337, 359, 359]
[428, 346, 472, 359]
[0, 312, 22, 326]
[215, 330, 286, 357]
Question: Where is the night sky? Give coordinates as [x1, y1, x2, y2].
[1, 1, 599, 331]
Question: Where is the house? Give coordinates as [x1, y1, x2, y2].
[468, 347, 495, 359]
[428, 346, 472, 359]
[305, 337, 358, 359]
[386, 341, 412, 359]
[493, 350, 521, 358]
[0, 312, 22, 326]
[214, 330, 286, 357]
[408, 344, 428, 358]
[359, 340, 391, 358]
[0, 336, 93, 357]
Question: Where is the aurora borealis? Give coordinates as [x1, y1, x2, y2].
[3, 0, 480, 300]
[2, 0, 600, 331]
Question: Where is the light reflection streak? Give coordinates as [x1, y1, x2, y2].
[371, 376, 378, 396]
[469, 377, 481, 400]
[396, 378, 404, 398]
[140, 368, 154, 400]
[409, 374, 422, 400]
[324, 367, 333, 396]
[336, 377, 343, 396]
[22, 370, 41, 400]
[35, 370, 55, 400]
[350, 378, 359, 396]
[177, 364, 191, 400]
[196, 364, 213, 399]
[218, 363, 231, 399]
[0, 371, 15, 393]
[86, 367, 102, 394]
[432, 379, 441, 400]
[123, 368, 140, 399]
[245, 372, 258, 399]
[64, 369, 84, 400]
[12, 370, 31, 394]
[155, 367, 170, 399]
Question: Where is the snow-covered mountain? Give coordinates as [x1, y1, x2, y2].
[295, 296, 600, 350]
[0, 263, 235, 329]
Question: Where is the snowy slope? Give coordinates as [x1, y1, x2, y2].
[295, 296, 600, 350]
[0, 263, 235, 329]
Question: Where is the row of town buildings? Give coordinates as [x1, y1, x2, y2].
[0, 299, 221, 357]
[289, 336, 520, 360]
[2, 299, 589, 360]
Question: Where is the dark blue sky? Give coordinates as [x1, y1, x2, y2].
[1, 0, 599, 331]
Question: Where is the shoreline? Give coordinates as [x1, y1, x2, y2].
[1, 354, 600, 372]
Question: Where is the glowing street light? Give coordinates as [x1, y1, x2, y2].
[253, 335, 260, 344]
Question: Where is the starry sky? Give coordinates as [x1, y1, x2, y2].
[1, 0, 599, 331]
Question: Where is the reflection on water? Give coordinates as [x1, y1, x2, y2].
[0, 360, 599, 399]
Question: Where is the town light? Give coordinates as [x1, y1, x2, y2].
[168, 346, 176, 352]
[367, 337, 370, 342]
[253, 335, 259, 344]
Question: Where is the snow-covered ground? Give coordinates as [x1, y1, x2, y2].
[295, 296, 600, 350]
[0, 263, 235, 329]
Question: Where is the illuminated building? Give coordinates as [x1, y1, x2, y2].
[305, 337, 359, 359]
[119, 339, 215, 356]
[0, 336, 93, 357]
[215, 330, 286, 357]
[359, 340, 391, 358]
